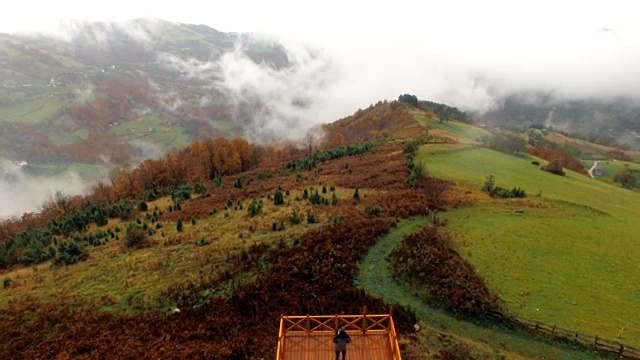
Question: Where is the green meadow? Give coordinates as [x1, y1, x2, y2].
[111, 114, 191, 151]
[0, 94, 67, 124]
[357, 217, 606, 359]
[593, 159, 640, 183]
[411, 109, 491, 143]
[418, 144, 640, 345]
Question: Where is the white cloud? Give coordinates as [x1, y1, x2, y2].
[0, 160, 90, 219]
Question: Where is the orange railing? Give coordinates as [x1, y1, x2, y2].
[275, 316, 285, 360]
[276, 308, 402, 360]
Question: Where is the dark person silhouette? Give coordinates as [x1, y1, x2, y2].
[333, 326, 351, 360]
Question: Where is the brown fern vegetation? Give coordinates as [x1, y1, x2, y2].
[527, 147, 588, 175]
[607, 148, 633, 161]
[322, 101, 422, 146]
[1, 218, 418, 359]
[388, 226, 504, 319]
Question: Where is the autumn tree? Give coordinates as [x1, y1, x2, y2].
[90, 181, 114, 204]
[213, 138, 241, 175]
[230, 138, 253, 171]
[111, 166, 138, 199]
[325, 132, 345, 148]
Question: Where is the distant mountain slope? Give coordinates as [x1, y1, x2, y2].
[0, 18, 288, 173]
[481, 92, 640, 150]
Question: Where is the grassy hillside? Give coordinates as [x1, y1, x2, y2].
[0, 20, 284, 176]
[411, 109, 490, 143]
[0, 192, 322, 312]
[589, 159, 640, 183]
[357, 217, 606, 360]
[3, 100, 637, 358]
[418, 143, 640, 345]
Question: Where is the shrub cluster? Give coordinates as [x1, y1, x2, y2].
[273, 188, 284, 205]
[365, 205, 381, 216]
[406, 153, 425, 187]
[247, 199, 263, 217]
[482, 175, 526, 198]
[125, 222, 147, 248]
[286, 142, 373, 171]
[388, 226, 503, 318]
[309, 190, 329, 205]
[171, 185, 191, 202]
[53, 240, 88, 266]
[289, 210, 301, 225]
[48, 200, 133, 236]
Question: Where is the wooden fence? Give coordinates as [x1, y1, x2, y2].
[486, 310, 640, 359]
[276, 307, 402, 360]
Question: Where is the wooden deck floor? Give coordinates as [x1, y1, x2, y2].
[281, 330, 393, 360]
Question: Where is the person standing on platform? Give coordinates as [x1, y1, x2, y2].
[333, 326, 351, 360]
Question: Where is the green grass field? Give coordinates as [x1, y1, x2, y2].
[357, 218, 605, 359]
[418, 144, 640, 345]
[0, 94, 67, 124]
[591, 159, 640, 183]
[411, 110, 491, 143]
[22, 162, 108, 179]
[211, 120, 234, 132]
[111, 114, 191, 151]
[49, 131, 83, 145]
[67, 163, 110, 179]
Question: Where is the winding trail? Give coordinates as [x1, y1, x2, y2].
[588, 160, 601, 178]
[355, 217, 434, 319]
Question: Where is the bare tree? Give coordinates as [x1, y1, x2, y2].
[44, 190, 71, 216]
[305, 133, 315, 154]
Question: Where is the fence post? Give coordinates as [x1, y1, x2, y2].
[594, 336, 598, 349]
[551, 325, 556, 335]
[306, 315, 310, 335]
[362, 306, 368, 335]
[618, 344, 624, 356]
[335, 314, 339, 331]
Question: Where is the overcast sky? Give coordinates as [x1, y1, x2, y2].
[2, 0, 639, 109]
[1, 0, 637, 40]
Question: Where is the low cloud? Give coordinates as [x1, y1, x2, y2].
[0, 160, 91, 219]
[148, 22, 640, 143]
[32, 17, 166, 45]
[72, 84, 95, 104]
[157, 52, 219, 79]
[215, 37, 339, 141]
